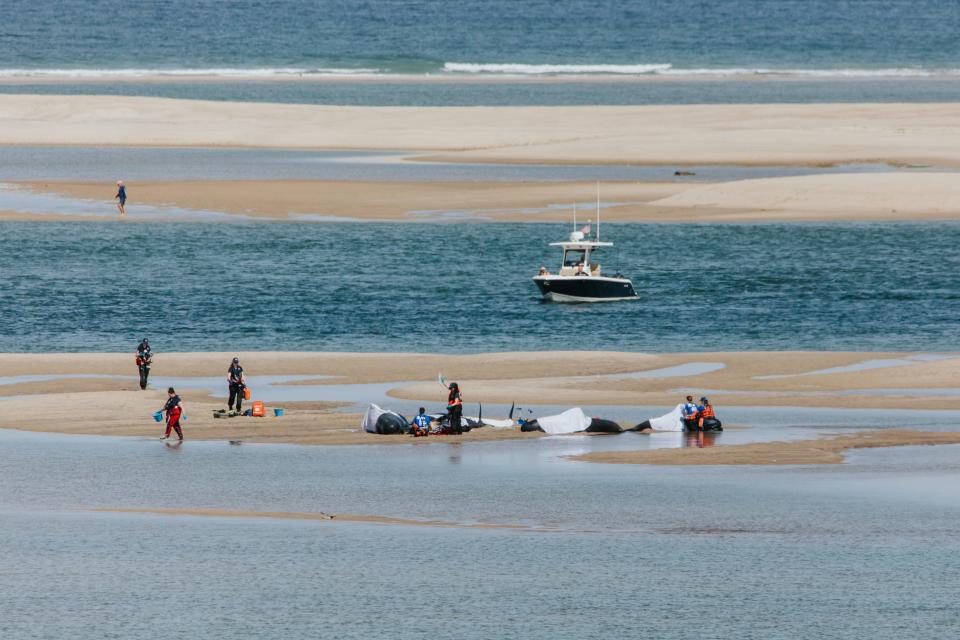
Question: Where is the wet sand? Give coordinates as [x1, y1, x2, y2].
[94, 508, 538, 531]
[0, 351, 957, 448]
[4, 96, 960, 169]
[16, 175, 960, 223]
[571, 430, 960, 466]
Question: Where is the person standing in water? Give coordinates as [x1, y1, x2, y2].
[161, 387, 183, 440]
[227, 357, 246, 414]
[446, 382, 463, 435]
[115, 180, 127, 216]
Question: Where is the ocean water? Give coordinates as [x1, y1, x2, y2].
[10, 77, 960, 106]
[2, 429, 960, 639]
[4, 0, 960, 77]
[1, 221, 958, 353]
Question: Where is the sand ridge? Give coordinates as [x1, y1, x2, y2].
[5, 97, 960, 169]
[570, 430, 960, 466]
[0, 351, 957, 446]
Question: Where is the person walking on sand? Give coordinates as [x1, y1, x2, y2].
[227, 357, 246, 414]
[115, 180, 127, 216]
[161, 387, 184, 440]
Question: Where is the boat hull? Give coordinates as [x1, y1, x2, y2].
[534, 276, 637, 303]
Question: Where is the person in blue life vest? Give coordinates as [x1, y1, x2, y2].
[681, 395, 701, 431]
[411, 407, 431, 437]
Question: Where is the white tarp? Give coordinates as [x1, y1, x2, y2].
[537, 407, 592, 435]
[648, 404, 684, 431]
[361, 403, 394, 433]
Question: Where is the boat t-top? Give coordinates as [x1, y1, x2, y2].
[533, 190, 637, 303]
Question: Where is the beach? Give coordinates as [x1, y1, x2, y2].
[2, 95, 960, 223]
[1, 350, 956, 449]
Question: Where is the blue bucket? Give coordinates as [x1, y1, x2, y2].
[152, 411, 163, 423]
[274, 408, 284, 417]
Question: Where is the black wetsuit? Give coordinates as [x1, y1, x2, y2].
[136, 343, 152, 390]
[228, 364, 245, 412]
[447, 391, 463, 435]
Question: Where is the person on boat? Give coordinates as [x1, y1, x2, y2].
[161, 387, 184, 440]
[681, 395, 701, 431]
[411, 407, 431, 437]
[446, 382, 463, 435]
[538, 265, 549, 276]
[227, 357, 246, 414]
[575, 262, 588, 276]
[115, 180, 127, 216]
[135, 338, 152, 390]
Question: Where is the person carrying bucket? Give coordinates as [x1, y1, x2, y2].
[227, 357, 247, 414]
[161, 387, 184, 440]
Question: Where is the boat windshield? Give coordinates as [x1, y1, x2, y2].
[563, 249, 587, 267]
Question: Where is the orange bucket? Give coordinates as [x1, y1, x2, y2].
[251, 401, 265, 417]
[243, 387, 251, 401]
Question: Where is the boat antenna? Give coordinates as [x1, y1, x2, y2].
[573, 202, 577, 232]
[596, 181, 601, 242]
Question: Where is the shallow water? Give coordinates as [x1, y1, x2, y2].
[2, 427, 960, 639]
[0, 147, 936, 183]
[2, 221, 958, 353]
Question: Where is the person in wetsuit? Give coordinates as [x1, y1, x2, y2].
[446, 382, 463, 435]
[161, 387, 183, 440]
[116, 180, 126, 216]
[227, 357, 246, 413]
[135, 338, 152, 390]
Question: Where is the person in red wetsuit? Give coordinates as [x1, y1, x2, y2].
[161, 387, 184, 440]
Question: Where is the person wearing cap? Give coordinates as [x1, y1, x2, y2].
[115, 180, 127, 216]
[135, 337, 152, 390]
[227, 357, 246, 414]
[161, 387, 184, 440]
[446, 382, 463, 435]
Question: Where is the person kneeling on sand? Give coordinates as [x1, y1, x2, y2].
[161, 387, 184, 440]
[411, 407, 431, 437]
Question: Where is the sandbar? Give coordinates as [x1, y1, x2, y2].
[570, 429, 960, 465]
[16, 174, 960, 223]
[3, 96, 960, 168]
[0, 351, 957, 446]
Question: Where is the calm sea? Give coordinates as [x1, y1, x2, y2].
[4, 1, 960, 104]
[2, 428, 960, 639]
[2, 221, 957, 353]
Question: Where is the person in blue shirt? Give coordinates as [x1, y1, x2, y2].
[681, 395, 701, 431]
[411, 407, 431, 437]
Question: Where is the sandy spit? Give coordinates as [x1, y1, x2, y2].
[93, 508, 539, 531]
[4, 96, 960, 168]
[570, 430, 960, 466]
